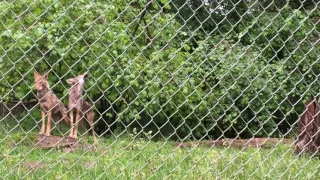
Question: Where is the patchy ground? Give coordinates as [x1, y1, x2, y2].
[35, 135, 76, 149]
[21, 161, 45, 171]
[34, 135, 295, 151]
[174, 138, 295, 149]
[0, 131, 318, 179]
[34, 135, 96, 152]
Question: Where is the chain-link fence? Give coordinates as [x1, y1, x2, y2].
[0, 0, 319, 179]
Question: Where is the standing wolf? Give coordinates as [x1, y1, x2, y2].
[33, 71, 71, 136]
[66, 72, 96, 143]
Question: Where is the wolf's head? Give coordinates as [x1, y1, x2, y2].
[33, 71, 50, 93]
[66, 72, 88, 87]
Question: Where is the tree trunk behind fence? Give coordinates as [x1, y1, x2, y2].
[295, 96, 320, 154]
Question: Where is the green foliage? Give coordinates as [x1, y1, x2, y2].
[237, 7, 320, 127]
[0, 1, 318, 140]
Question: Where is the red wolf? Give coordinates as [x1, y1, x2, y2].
[33, 71, 71, 136]
[66, 72, 96, 143]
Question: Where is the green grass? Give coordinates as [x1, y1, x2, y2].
[0, 118, 319, 179]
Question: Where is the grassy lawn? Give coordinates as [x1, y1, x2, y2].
[0, 118, 319, 179]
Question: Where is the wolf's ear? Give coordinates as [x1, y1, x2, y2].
[83, 72, 88, 77]
[66, 78, 75, 85]
[83, 72, 88, 81]
[34, 71, 40, 80]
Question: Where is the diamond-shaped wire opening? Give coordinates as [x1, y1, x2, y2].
[0, 0, 319, 179]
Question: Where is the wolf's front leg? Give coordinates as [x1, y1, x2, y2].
[39, 110, 46, 135]
[45, 110, 52, 136]
[69, 110, 75, 139]
[73, 112, 81, 139]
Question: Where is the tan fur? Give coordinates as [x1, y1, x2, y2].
[33, 71, 71, 136]
[67, 72, 96, 143]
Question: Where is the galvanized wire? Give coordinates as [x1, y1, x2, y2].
[0, 0, 319, 179]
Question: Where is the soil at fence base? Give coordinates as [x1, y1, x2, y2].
[174, 138, 295, 149]
[23, 135, 98, 170]
[34, 135, 93, 152]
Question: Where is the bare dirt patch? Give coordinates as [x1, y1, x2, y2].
[34, 135, 104, 154]
[35, 135, 77, 149]
[34, 135, 95, 152]
[22, 161, 45, 171]
[174, 138, 295, 149]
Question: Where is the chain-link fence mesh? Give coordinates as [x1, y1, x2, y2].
[0, 0, 319, 179]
